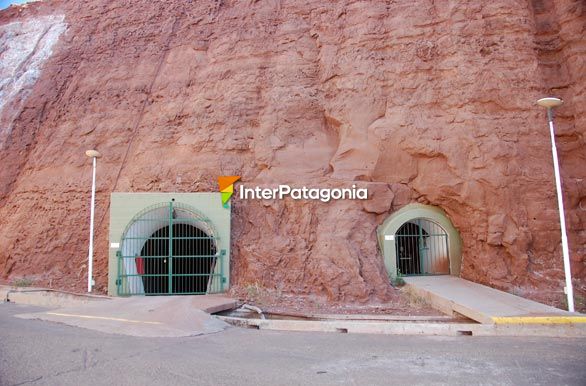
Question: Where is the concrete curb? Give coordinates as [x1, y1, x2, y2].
[1, 285, 110, 308]
[217, 316, 586, 337]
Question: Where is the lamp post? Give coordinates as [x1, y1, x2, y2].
[85, 149, 101, 293]
[536, 97, 574, 312]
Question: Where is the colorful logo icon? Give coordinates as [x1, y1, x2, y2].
[218, 176, 241, 208]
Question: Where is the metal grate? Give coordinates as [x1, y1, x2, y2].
[395, 218, 449, 276]
[116, 201, 224, 296]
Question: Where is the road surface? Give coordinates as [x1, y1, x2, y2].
[1, 303, 584, 385]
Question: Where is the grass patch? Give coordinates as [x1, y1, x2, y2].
[12, 277, 34, 287]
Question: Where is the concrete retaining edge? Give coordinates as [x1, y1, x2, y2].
[4, 285, 585, 337]
[217, 316, 586, 337]
[1, 285, 110, 308]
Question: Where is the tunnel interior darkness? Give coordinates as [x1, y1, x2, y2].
[395, 222, 426, 275]
[139, 223, 217, 294]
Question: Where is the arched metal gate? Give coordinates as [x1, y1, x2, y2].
[395, 218, 450, 276]
[116, 201, 225, 295]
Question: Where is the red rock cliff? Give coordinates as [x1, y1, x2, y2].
[0, 0, 584, 308]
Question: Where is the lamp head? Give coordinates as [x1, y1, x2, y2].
[537, 97, 563, 108]
[85, 150, 101, 158]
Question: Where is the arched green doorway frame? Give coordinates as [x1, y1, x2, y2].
[377, 204, 462, 279]
[108, 192, 231, 296]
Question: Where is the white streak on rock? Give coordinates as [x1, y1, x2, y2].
[0, 15, 67, 148]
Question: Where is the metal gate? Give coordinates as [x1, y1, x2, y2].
[395, 218, 449, 276]
[116, 201, 225, 296]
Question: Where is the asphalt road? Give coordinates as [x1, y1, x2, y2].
[1, 303, 585, 386]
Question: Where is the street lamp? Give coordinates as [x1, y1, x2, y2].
[536, 97, 574, 312]
[85, 149, 101, 293]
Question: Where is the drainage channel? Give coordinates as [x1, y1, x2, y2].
[214, 307, 479, 336]
[216, 308, 475, 323]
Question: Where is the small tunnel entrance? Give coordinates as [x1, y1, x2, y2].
[395, 219, 449, 276]
[378, 204, 462, 280]
[140, 224, 217, 294]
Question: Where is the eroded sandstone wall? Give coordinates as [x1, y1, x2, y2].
[0, 0, 584, 308]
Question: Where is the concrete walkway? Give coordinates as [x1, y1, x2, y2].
[15, 295, 237, 337]
[404, 276, 585, 324]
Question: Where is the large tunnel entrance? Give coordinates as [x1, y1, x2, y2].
[116, 200, 224, 296]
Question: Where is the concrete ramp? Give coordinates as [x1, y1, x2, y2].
[16, 295, 237, 337]
[404, 276, 585, 324]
